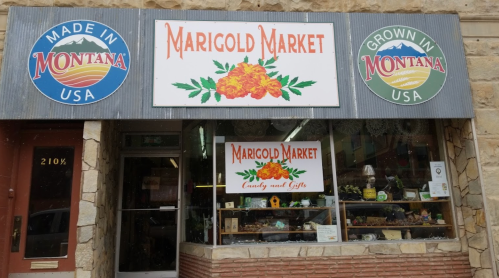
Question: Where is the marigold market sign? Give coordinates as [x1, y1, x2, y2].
[358, 25, 447, 105]
[225, 142, 324, 193]
[28, 20, 130, 105]
[153, 20, 338, 107]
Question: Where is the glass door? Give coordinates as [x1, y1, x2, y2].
[116, 156, 180, 278]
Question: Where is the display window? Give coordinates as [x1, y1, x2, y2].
[333, 119, 454, 242]
[215, 120, 334, 245]
[183, 119, 455, 245]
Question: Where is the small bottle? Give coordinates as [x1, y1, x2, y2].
[405, 229, 411, 240]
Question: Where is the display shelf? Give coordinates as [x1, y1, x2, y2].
[340, 200, 450, 204]
[339, 199, 454, 242]
[217, 207, 334, 245]
[220, 230, 318, 235]
[346, 225, 452, 229]
[218, 207, 333, 211]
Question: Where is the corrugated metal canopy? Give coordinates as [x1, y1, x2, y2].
[0, 7, 474, 119]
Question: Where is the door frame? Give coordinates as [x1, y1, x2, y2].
[115, 151, 182, 278]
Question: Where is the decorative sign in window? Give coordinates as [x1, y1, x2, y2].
[225, 142, 324, 193]
[154, 20, 338, 107]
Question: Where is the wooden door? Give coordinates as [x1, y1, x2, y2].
[8, 130, 82, 276]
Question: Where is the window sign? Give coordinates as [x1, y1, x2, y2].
[430, 161, 447, 182]
[154, 20, 339, 107]
[225, 142, 324, 193]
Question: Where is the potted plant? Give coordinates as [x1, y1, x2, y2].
[394, 206, 406, 220]
[382, 206, 394, 222]
[345, 185, 362, 200]
[338, 185, 362, 200]
[301, 197, 311, 207]
[316, 194, 326, 207]
[392, 175, 404, 200]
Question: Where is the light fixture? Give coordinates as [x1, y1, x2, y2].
[284, 119, 310, 142]
[169, 158, 178, 168]
[199, 126, 207, 159]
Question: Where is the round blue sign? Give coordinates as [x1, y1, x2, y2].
[28, 20, 130, 105]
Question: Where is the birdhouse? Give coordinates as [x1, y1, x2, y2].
[270, 195, 280, 208]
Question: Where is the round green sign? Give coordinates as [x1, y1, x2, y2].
[358, 25, 447, 105]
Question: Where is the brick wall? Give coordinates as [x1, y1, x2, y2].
[180, 252, 472, 278]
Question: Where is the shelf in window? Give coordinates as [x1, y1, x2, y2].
[346, 224, 452, 229]
[217, 207, 334, 211]
[221, 230, 318, 235]
[339, 200, 449, 204]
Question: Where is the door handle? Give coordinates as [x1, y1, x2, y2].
[12, 228, 19, 242]
[11, 216, 22, 252]
[159, 206, 178, 211]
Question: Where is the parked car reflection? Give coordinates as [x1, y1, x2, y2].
[25, 208, 70, 258]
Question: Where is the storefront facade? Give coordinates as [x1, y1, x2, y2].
[0, 2, 497, 278]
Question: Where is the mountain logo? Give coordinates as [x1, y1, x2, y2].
[28, 20, 130, 105]
[358, 26, 447, 105]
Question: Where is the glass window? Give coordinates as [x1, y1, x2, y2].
[182, 121, 214, 244]
[25, 147, 74, 258]
[333, 119, 455, 242]
[215, 120, 336, 245]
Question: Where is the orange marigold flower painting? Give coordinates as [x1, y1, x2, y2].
[216, 62, 283, 100]
[172, 56, 316, 104]
[257, 162, 289, 180]
[237, 159, 305, 182]
[229, 62, 266, 78]
[216, 75, 247, 99]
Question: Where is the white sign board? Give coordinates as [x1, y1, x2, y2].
[154, 20, 338, 107]
[317, 225, 338, 242]
[430, 161, 447, 182]
[429, 181, 450, 197]
[225, 142, 324, 193]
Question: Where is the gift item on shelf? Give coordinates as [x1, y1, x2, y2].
[301, 197, 311, 207]
[316, 194, 326, 207]
[325, 195, 335, 207]
[217, 207, 334, 245]
[339, 199, 454, 242]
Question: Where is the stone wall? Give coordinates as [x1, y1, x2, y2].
[445, 119, 494, 278]
[464, 16, 499, 278]
[76, 121, 120, 278]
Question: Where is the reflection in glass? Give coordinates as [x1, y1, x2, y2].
[182, 121, 214, 244]
[25, 147, 74, 258]
[119, 211, 177, 272]
[121, 157, 178, 210]
[119, 157, 179, 272]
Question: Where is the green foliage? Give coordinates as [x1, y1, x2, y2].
[395, 175, 404, 190]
